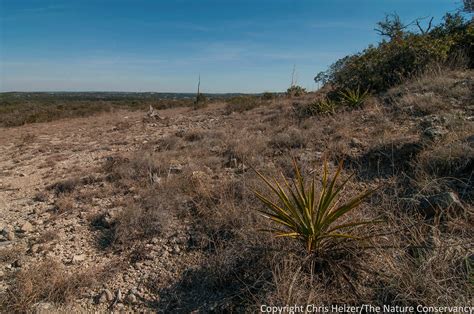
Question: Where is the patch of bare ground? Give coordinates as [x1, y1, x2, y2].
[0, 70, 472, 312]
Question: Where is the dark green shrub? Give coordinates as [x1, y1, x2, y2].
[261, 92, 275, 100]
[315, 13, 473, 93]
[286, 85, 306, 97]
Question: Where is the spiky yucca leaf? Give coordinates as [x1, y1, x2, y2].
[339, 87, 369, 108]
[310, 98, 337, 114]
[254, 160, 378, 253]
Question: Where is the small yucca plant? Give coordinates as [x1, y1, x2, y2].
[254, 160, 378, 254]
[310, 98, 337, 114]
[339, 87, 369, 108]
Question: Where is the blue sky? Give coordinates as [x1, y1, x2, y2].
[0, 0, 462, 93]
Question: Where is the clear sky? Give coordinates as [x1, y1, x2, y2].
[0, 0, 462, 93]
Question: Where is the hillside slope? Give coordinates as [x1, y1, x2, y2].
[0, 69, 472, 312]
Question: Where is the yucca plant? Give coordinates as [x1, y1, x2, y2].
[310, 97, 337, 115]
[254, 160, 378, 254]
[339, 87, 369, 108]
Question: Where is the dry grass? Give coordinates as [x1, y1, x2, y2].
[0, 259, 101, 313]
[0, 246, 24, 264]
[26, 68, 473, 311]
[53, 194, 75, 214]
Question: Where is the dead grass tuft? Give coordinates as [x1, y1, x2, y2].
[0, 246, 23, 264]
[0, 259, 100, 312]
[53, 194, 75, 214]
[48, 178, 80, 195]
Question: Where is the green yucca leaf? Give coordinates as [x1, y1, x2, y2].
[339, 86, 370, 108]
[254, 159, 380, 254]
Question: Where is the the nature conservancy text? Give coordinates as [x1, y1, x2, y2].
[260, 304, 474, 314]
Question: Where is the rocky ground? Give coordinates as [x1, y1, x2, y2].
[0, 70, 473, 312]
[0, 104, 234, 312]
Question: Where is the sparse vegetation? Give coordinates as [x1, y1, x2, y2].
[224, 95, 266, 113]
[1, 8, 472, 313]
[0, 259, 101, 313]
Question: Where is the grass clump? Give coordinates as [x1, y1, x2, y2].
[254, 160, 379, 254]
[0, 259, 100, 312]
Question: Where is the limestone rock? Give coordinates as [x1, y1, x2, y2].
[98, 289, 114, 303]
[19, 221, 34, 233]
[125, 293, 137, 304]
[72, 254, 86, 264]
[423, 126, 448, 140]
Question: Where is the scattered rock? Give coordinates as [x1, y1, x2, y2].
[98, 289, 114, 303]
[420, 114, 447, 128]
[72, 254, 87, 264]
[30, 244, 41, 254]
[419, 192, 465, 217]
[350, 137, 363, 147]
[210, 146, 220, 153]
[116, 289, 122, 302]
[423, 126, 448, 140]
[173, 245, 181, 254]
[191, 171, 209, 182]
[116, 303, 125, 310]
[125, 293, 137, 304]
[19, 221, 34, 233]
[34, 302, 53, 310]
[98, 209, 121, 228]
[105, 289, 114, 301]
[151, 173, 161, 184]
[169, 162, 183, 174]
[0, 241, 13, 249]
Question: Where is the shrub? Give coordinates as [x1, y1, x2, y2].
[286, 85, 306, 97]
[315, 13, 473, 93]
[261, 92, 275, 100]
[254, 160, 378, 254]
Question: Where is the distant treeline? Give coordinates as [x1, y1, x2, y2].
[0, 91, 279, 127]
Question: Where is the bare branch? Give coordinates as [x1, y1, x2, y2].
[415, 16, 434, 34]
